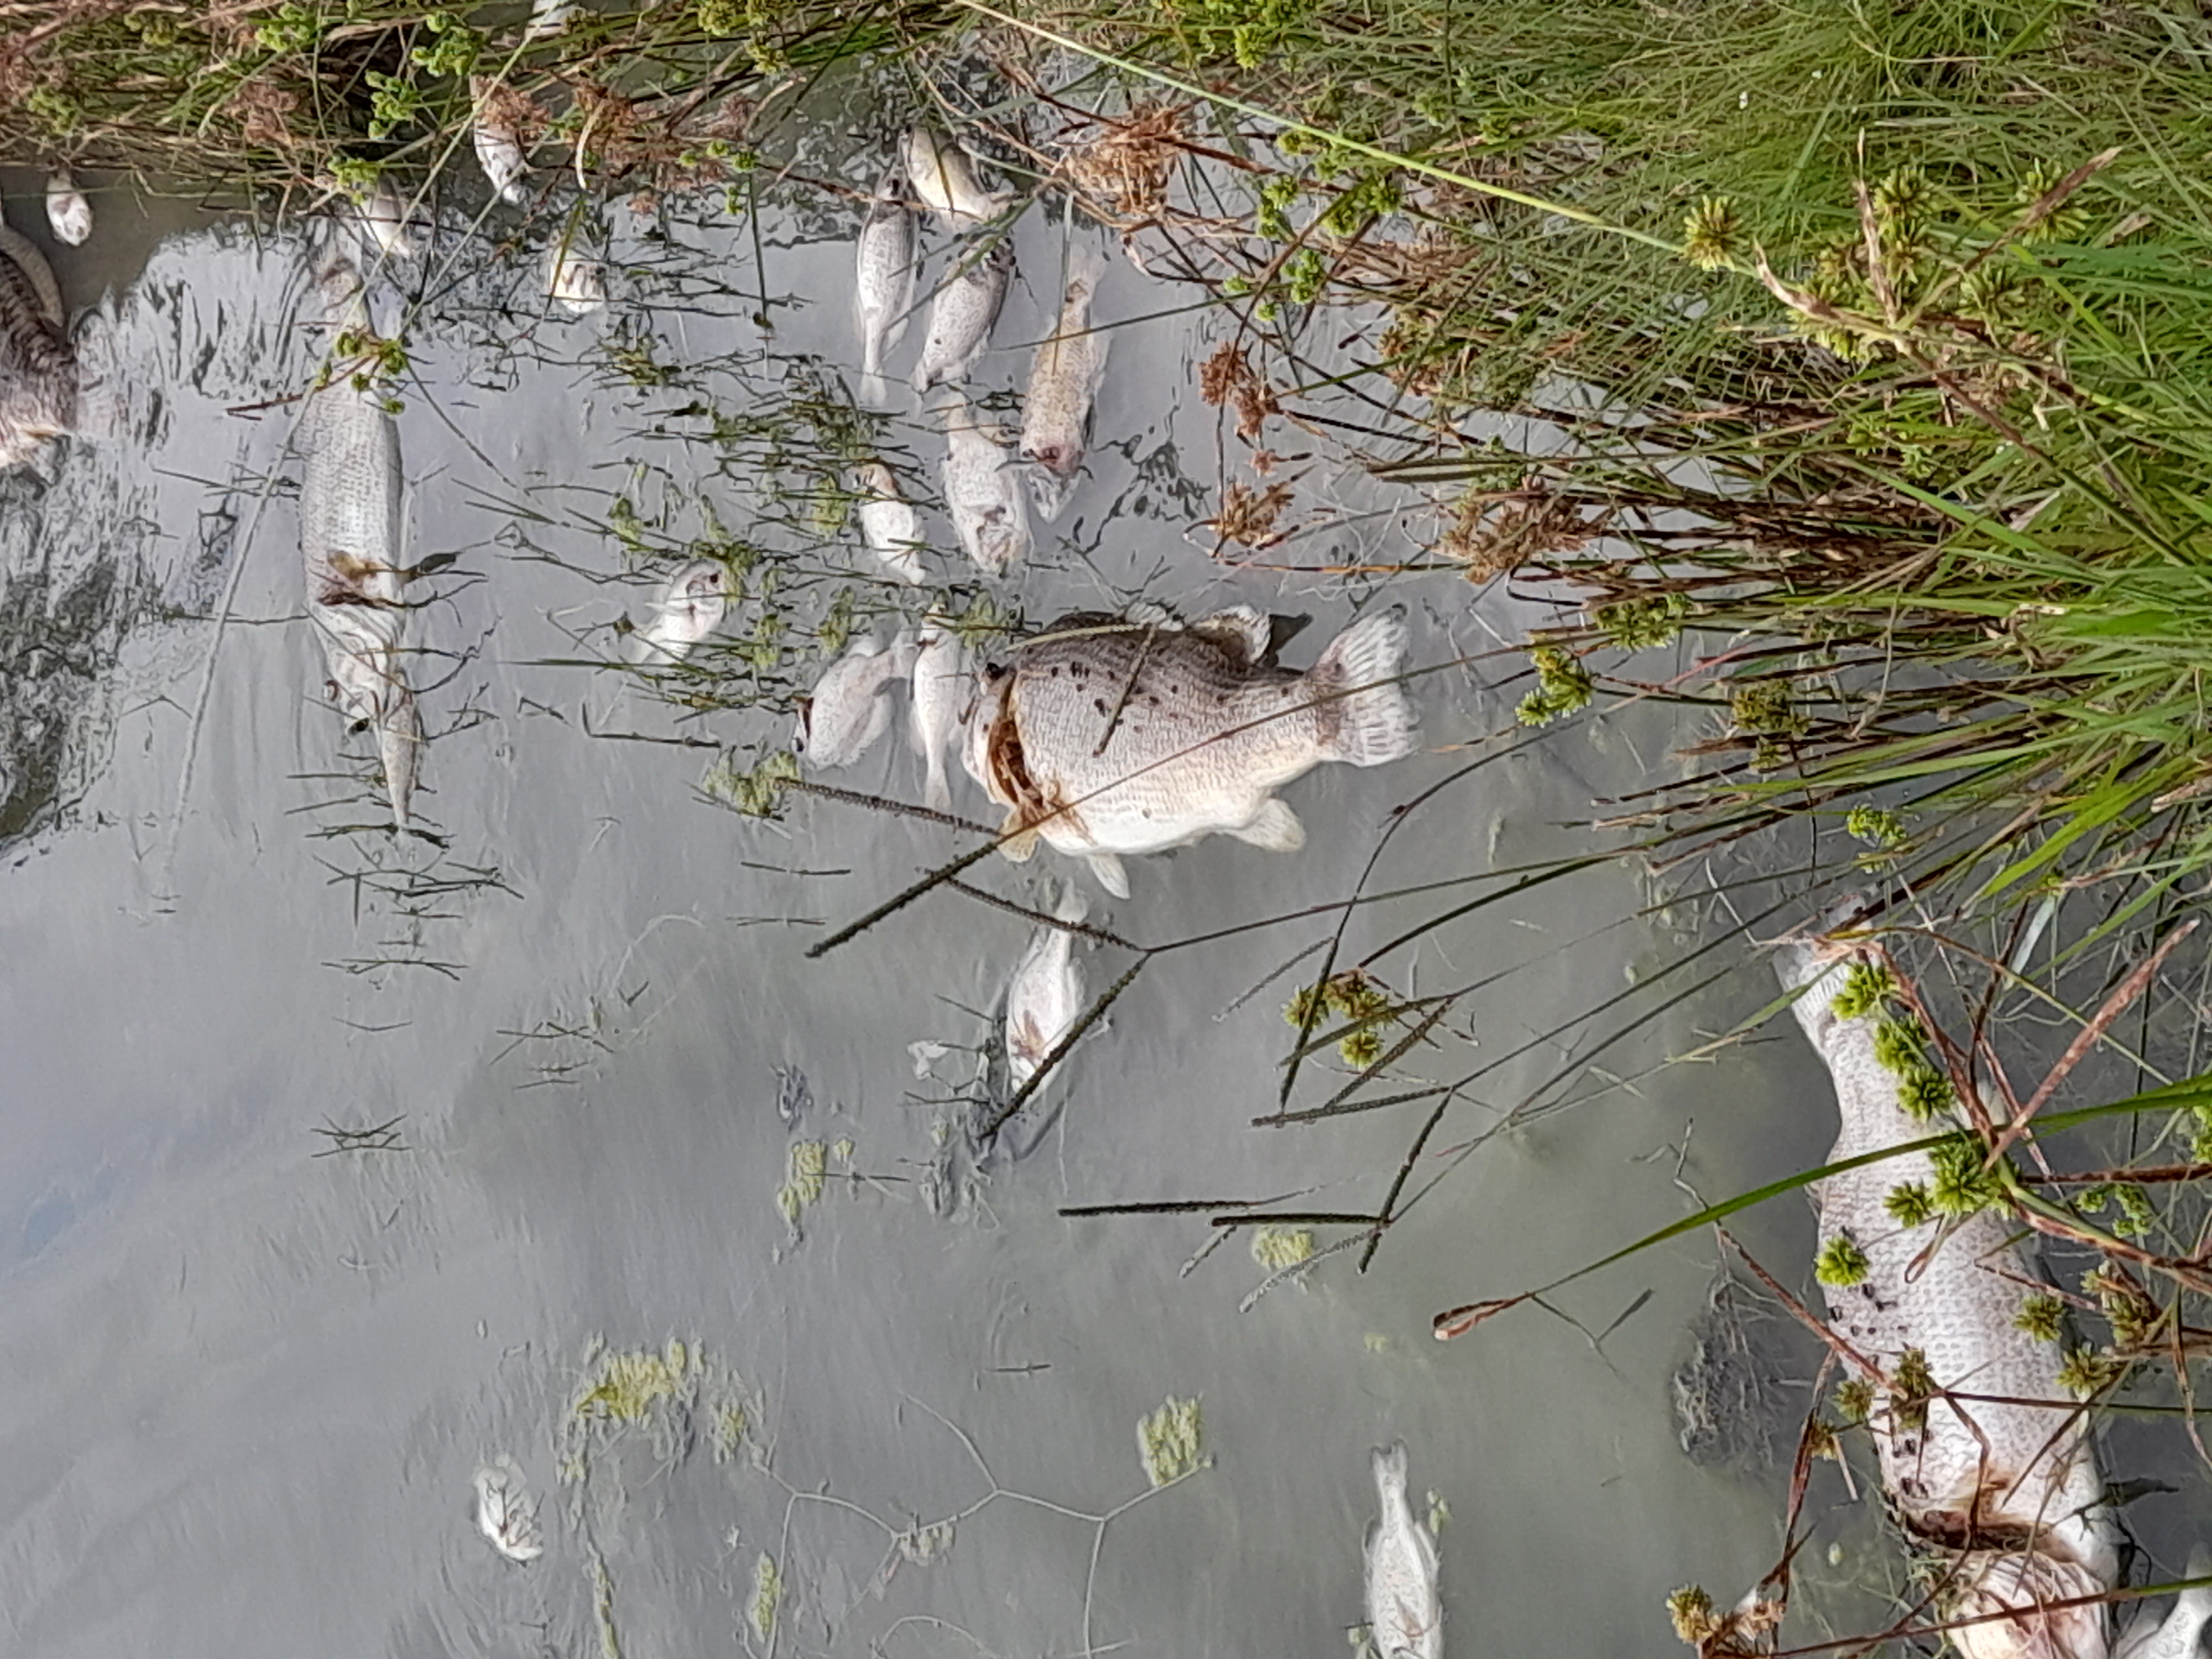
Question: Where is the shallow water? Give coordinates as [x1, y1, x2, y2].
[0, 158, 2202, 1659]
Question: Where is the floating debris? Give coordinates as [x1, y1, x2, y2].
[1249, 1224, 1315, 1272]
[774, 1064, 812, 1126]
[469, 77, 533, 206]
[775, 1140, 828, 1224]
[1136, 1394, 1204, 1486]
[750, 1552, 782, 1643]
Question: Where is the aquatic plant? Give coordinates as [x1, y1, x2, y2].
[1135, 1394, 1203, 1487]
[1249, 1224, 1314, 1271]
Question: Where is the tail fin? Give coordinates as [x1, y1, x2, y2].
[1053, 883, 1089, 927]
[378, 689, 423, 830]
[923, 752, 950, 812]
[1312, 608, 1416, 766]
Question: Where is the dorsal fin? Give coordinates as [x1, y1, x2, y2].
[1187, 605, 1271, 666]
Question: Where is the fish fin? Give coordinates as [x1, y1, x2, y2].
[1189, 605, 1271, 666]
[1000, 813, 1039, 862]
[1053, 882, 1090, 926]
[924, 755, 951, 813]
[1229, 797, 1305, 852]
[1312, 607, 1417, 767]
[1086, 852, 1129, 898]
[1125, 600, 1177, 630]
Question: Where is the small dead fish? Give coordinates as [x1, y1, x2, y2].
[2117, 1549, 2212, 1659]
[912, 239, 1013, 394]
[637, 559, 727, 662]
[1019, 242, 1109, 521]
[940, 393, 1029, 576]
[853, 461, 926, 586]
[470, 79, 530, 206]
[855, 177, 917, 406]
[963, 605, 1417, 897]
[472, 1455, 545, 1564]
[44, 169, 90, 247]
[1365, 1442, 1443, 1659]
[902, 127, 1013, 227]
[351, 173, 426, 262]
[1004, 883, 1087, 1088]
[547, 237, 606, 315]
[795, 633, 911, 769]
[908, 606, 967, 812]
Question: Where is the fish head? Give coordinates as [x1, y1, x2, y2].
[376, 688, 423, 828]
[1953, 1551, 2111, 1659]
[1021, 436, 1082, 479]
[961, 664, 1010, 791]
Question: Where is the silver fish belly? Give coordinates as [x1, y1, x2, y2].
[797, 634, 909, 769]
[902, 127, 1012, 227]
[1019, 245, 1109, 520]
[1365, 1442, 1442, 1659]
[854, 461, 925, 585]
[908, 609, 967, 812]
[940, 394, 1030, 575]
[1004, 883, 1087, 1087]
[964, 606, 1416, 893]
[1776, 933, 2117, 1659]
[912, 239, 1013, 394]
[855, 185, 917, 404]
[300, 260, 419, 828]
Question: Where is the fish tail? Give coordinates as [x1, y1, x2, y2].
[378, 687, 423, 829]
[1371, 1441, 1409, 1499]
[1053, 882, 1089, 927]
[1312, 607, 1416, 767]
[924, 750, 950, 812]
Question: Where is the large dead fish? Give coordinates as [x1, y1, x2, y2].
[908, 607, 966, 812]
[962, 604, 1416, 896]
[940, 393, 1029, 576]
[1773, 929, 2119, 1659]
[0, 216, 76, 475]
[1018, 242, 1109, 523]
[902, 127, 1013, 228]
[854, 174, 917, 406]
[300, 258, 421, 829]
[1365, 1442, 1443, 1659]
[1004, 882, 1087, 1088]
[912, 239, 1013, 394]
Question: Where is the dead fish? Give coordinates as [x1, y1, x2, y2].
[546, 235, 606, 315]
[1018, 241, 1109, 522]
[940, 393, 1030, 575]
[795, 633, 912, 769]
[962, 604, 1417, 898]
[853, 460, 926, 586]
[1365, 1442, 1443, 1659]
[902, 127, 1013, 227]
[472, 1455, 545, 1563]
[636, 559, 727, 662]
[2117, 1549, 2212, 1659]
[44, 169, 90, 247]
[855, 175, 917, 406]
[470, 79, 530, 206]
[301, 257, 420, 829]
[351, 173, 426, 262]
[1004, 883, 1087, 1088]
[1774, 930, 2119, 1659]
[523, 0, 576, 40]
[0, 216, 76, 474]
[908, 606, 967, 812]
[912, 239, 1013, 394]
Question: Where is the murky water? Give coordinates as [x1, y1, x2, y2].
[1, 154, 2203, 1659]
